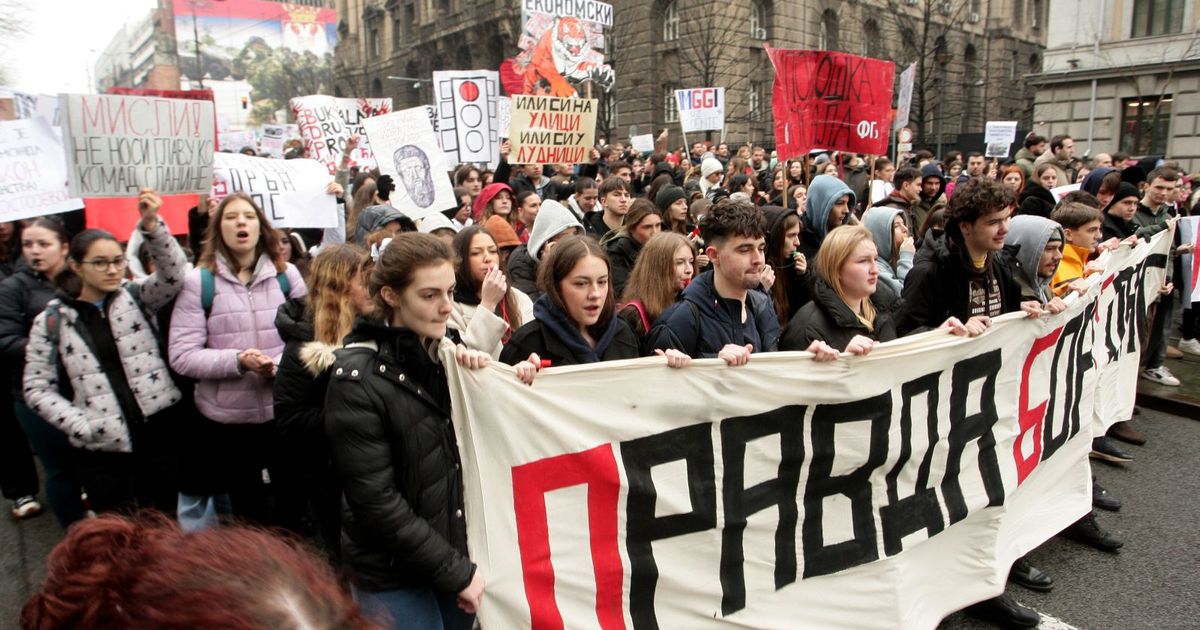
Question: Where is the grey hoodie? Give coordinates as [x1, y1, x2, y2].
[354, 204, 406, 245]
[528, 199, 584, 263]
[805, 175, 856, 240]
[1005, 215, 1064, 304]
[863, 207, 913, 294]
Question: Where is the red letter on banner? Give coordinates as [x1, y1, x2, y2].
[512, 444, 626, 630]
[1015, 327, 1063, 483]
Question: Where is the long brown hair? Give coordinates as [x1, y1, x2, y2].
[816, 225, 876, 331]
[200, 193, 284, 274]
[369, 233, 454, 322]
[604, 198, 659, 244]
[348, 180, 378, 239]
[620, 232, 691, 322]
[306, 244, 372, 345]
[452, 226, 522, 330]
[766, 212, 802, 323]
[537, 235, 614, 338]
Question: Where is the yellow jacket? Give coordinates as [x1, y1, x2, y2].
[1052, 243, 1094, 296]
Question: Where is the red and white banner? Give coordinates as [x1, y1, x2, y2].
[444, 228, 1171, 629]
[767, 48, 894, 160]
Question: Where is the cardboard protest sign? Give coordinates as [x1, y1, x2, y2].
[508, 95, 596, 165]
[432, 71, 501, 165]
[212, 152, 336, 228]
[0, 118, 82, 221]
[501, 2, 614, 98]
[443, 229, 1173, 629]
[290, 95, 392, 174]
[630, 133, 655, 154]
[767, 48, 895, 160]
[675, 88, 725, 133]
[984, 121, 1018, 145]
[59, 93, 215, 197]
[361, 107, 456, 221]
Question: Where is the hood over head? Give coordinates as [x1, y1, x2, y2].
[805, 174, 855, 240]
[863, 206, 905, 264]
[920, 163, 947, 200]
[1080, 167, 1115, 196]
[473, 182, 513, 222]
[418, 212, 458, 234]
[528, 199, 584, 262]
[355, 204, 407, 245]
[1005, 215, 1064, 303]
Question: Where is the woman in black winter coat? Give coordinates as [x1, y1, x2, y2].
[781, 225, 898, 356]
[273, 243, 373, 558]
[0, 216, 85, 527]
[502, 235, 641, 366]
[323, 233, 538, 630]
[0, 220, 41, 521]
[1018, 164, 1060, 218]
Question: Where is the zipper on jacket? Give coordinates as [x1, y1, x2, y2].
[247, 284, 267, 423]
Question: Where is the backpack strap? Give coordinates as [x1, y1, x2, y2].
[200, 267, 215, 318]
[626, 300, 650, 333]
[276, 271, 291, 299]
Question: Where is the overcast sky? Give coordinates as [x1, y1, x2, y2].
[4, 0, 157, 94]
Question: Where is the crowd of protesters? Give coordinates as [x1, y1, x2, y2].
[5, 128, 1198, 630]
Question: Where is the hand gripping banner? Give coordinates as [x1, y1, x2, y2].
[443, 228, 1172, 629]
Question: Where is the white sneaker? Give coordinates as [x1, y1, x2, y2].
[10, 496, 42, 520]
[1178, 338, 1200, 356]
[1141, 366, 1181, 386]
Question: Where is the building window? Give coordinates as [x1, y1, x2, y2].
[663, 1, 679, 42]
[369, 27, 380, 58]
[1132, 0, 1185, 37]
[1010, 50, 1018, 80]
[819, 9, 839, 51]
[963, 45, 979, 129]
[1030, 0, 1043, 28]
[664, 85, 679, 123]
[1122, 96, 1172, 155]
[749, 81, 764, 122]
[750, 1, 768, 40]
[1012, 0, 1024, 23]
[862, 19, 881, 58]
[392, 17, 402, 50]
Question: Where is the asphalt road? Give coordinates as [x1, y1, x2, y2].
[1, 408, 1196, 630]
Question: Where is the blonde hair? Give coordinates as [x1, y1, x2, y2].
[306, 244, 372, 345]
[816, 225, 876, 332]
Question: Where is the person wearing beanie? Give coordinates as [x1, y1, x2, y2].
[354, 205, 409, 246]
[699, 157, 724, 197]
[506, 199, 583, 301]
[1100, 182, 1141, 241]
[656, 184, 690, 235]
[483, 215, 522, 271]
[418, 212, 458, 247]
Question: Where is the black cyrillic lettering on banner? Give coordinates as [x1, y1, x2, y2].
[621, 423, 717, 630]
[1043, 310, 1091, 459]
[881, 374, 945, 557]
[802, 394, 889, 578]
[719, 406, 805, 615]
[941, 350, 1006, 524]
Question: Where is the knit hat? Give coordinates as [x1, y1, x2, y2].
[1120, 166, 1147, 187]
[418, 212, 458, 234]
[473, 182, 513, 222]
[813, 153, 832, 167]
[484, 215, 521, 249]
[1105, 182, 1141, 212]
[655, 184, 688, 212]
[701, 157, 724, 180]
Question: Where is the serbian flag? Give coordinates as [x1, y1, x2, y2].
[766, 47, 895, 160]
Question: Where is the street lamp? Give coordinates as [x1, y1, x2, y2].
[386, 75, 431, 89]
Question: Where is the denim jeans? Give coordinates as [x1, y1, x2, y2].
[353, 586, 474, 630]
[13, 401, 85, 528]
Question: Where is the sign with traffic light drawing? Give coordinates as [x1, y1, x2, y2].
[432, 71, 502, 166]
[361, 107, 457, 221]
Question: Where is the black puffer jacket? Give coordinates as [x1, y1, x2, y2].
[0, 265, 60, 396]
[323, 319, 474, 593]
[780, 276, 899, 351]
[605, 234, 641, 299]
[506, 243, 539, 300]
[274, 298, 330, 465]
[1018, 182, 1056, 218]
[895, 233, 1022, 335]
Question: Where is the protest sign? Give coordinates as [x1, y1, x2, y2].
[767, 48, 895, 160]
[290, 95, 392, 174]
[260, 124, 286, 157]
[12, 92, 37, 120]
[432, 71, 502, 165]
[218, 129, 256, 152]
[984, 121, 1018, 145]
[444, 229, 1170, 629]
[1049, 183, 1080, 202]
[630, 133, 655, 154]
[59, 93, 215, 197]
[497, 97, 512, 139]
[675, 87, 725, 133]
[985, 142, 1010, 158]
[0, 118, 82, 221]
[895, 62, 916, 131]
[361, 107, 456, 221]
[1180, 217, 1200, 303]
[508, 95, 597, 164]
[521, 0, 613, 25]
[212, 152, 336, 228]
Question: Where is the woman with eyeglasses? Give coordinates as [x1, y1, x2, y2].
[22, 189, 190, 516]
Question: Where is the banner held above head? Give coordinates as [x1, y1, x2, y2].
[766, 47, 895, 161]
[361, 107, 457, 221]
[508, 95, 597, 165]
[675, 87, 726, 134]
[211, 152, 337, 228]
[0, 118, 82, 221]
[290, 95, 392, 174]
[432, 71, 502, 167]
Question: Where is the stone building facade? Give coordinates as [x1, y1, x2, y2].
[1028, 0, 1199, 172]
[335, 0, 1048, 156]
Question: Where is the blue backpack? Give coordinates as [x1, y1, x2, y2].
[199, 267, 291, 317]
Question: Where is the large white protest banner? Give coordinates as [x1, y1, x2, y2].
[675, 88, 725, 134]
[361, 107, 456, 221]
[211, 152, 336, 228]
[433, 71, 502, 166]
[60, 93, 214, 197]
[0, 118, 82, 220]
[509, 95, 597, 165]
[290, 95, 392, 174]
[444, 231, 1170, 629]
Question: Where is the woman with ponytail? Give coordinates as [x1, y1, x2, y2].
[22, 189, 188, 515]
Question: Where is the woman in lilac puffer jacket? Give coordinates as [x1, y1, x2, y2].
[169, 193, 307, 529]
